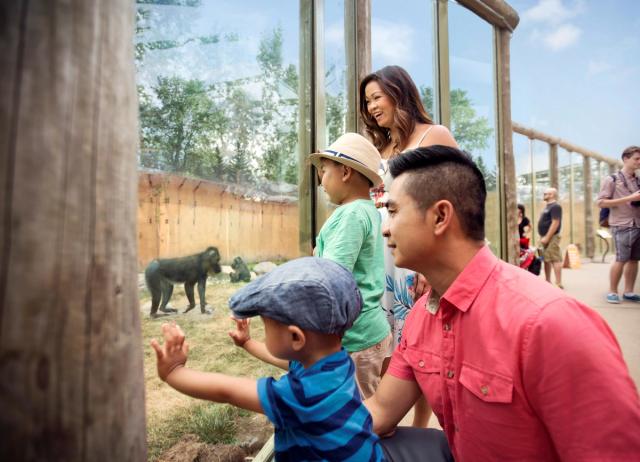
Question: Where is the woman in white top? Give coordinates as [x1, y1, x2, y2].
[360, 65, 458, 427]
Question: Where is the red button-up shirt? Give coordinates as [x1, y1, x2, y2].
[388, 246, 640, 461]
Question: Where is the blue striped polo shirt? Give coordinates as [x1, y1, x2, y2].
[257, 349, 385, 461]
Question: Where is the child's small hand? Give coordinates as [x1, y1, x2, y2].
[150, 322, 189, 381]
[228, 317, 251, 347]
[408, 273, 430, 301]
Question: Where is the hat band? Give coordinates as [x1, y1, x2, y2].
[324, 149, 369, 168]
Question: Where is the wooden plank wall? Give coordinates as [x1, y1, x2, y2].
[138, 173, 300, 269]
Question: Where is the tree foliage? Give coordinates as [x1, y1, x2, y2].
[421, 86, 496, 189]
[139, 77, 227, 176]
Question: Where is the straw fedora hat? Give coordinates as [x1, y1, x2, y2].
[309, 133, 383, 187]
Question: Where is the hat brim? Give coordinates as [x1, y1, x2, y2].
[309, 152, 383, 188]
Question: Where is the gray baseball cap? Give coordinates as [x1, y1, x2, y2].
[228, 257, 362, 335]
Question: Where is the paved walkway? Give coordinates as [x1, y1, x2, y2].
[559, 256, 640, 385]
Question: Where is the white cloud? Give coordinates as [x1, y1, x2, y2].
[523, 1, 584, 51]
[541, 23, 582, 51]
[324, 22, 343, 47]
[371, 18, 415, 66]
[522, 0, 584, 25]
[587, 60, 612, 76]
[450, 56, 492, 85]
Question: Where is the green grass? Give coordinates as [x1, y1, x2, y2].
[141, 275, 281, 460]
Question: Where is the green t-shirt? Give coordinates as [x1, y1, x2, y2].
[315, 199, 390, 352]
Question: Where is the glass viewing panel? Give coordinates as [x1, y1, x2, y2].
[315, 0, 347, 226]
[135, 0, 302, 270]
[371, 0, 436, 118]
[448, 1, 498, 253]
[323, 0, 348, 148]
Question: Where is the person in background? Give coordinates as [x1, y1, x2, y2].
[359, 65, 458, 427]
[596, 145, 640, 304]
[517, 203, 531, 240]
[537, 187, 563, 288]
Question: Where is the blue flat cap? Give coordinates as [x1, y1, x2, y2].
[228, 257, 362, 334]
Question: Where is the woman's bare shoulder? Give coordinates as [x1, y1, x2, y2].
[421, 124, 458, 148]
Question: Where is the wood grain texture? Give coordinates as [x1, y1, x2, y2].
[0, 1, 146, 460]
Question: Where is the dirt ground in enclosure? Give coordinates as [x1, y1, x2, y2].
[140, 273, 279, 461]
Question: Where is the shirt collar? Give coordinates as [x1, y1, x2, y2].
[440, 245, 499, 313]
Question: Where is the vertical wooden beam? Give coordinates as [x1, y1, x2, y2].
[346, 0, 371, 134]
[433, 0, 451, 127]
[495, 28, 518, 263]
[298, 0, 314, 255]
[549, 143, 559, 189]
[568, 151, 574, 243]
[0, 1, 146, 459]
[583, 155, 594, 258]
[529, 138, 538, 247]
[608, 163, 617, 175]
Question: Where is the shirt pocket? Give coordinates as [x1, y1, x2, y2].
[459, 362, 513, 404]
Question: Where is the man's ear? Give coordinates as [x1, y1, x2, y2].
[432, 200, 454, 236]
[287, 325, 306, 352]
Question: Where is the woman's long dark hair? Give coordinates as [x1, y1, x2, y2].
[359, 65, 433, 156]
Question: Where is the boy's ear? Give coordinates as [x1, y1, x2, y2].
[287, 325, 306, 352]
[341, 164, 353, 182]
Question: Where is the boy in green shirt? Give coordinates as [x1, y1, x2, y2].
[310, 133, 391, 398]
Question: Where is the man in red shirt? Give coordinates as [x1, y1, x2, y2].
[369, 145, 640, 461]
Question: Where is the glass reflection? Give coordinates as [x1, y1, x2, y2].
[448, 2, 498, 253]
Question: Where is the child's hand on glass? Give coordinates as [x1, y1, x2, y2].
[150, 322, 189, 381]
[228, 317, 251, 347]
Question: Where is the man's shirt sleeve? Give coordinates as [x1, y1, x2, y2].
[597, 175, 615, 202]
[521, 299, 640, 460]
[386, 344, 416, 381]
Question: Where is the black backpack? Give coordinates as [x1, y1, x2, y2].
[599, 174, 617, 228]
[599, 207, 610, 227]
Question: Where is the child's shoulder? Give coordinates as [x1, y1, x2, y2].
[336, 200, 378, 225]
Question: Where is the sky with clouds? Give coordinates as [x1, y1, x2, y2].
[508, 0, 639, 160]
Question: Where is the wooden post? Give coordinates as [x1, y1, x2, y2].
[298, 0, 314, 255]
[583, 156, 594, 258]
[495, 28, 518, 264]
[0, 1, 146, 460]
[549, 143, 559, 190]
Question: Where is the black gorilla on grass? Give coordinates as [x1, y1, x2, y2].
[229, 256, 251, 283]
[145, 247, 222, 318]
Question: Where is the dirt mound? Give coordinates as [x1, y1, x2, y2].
[157, 434, 246, 462]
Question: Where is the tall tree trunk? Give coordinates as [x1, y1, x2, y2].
[0, 1, 146, 460]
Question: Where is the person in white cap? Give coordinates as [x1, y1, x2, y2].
[308, 132, 392, 400]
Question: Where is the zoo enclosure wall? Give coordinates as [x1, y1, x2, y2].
[138, 172, 299, 270]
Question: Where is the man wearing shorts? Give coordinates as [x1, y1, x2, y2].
[597, 145, 640, 304]
[537, 188, 563, 288]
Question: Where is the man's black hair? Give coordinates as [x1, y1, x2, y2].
[388, 145, 487, 241]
